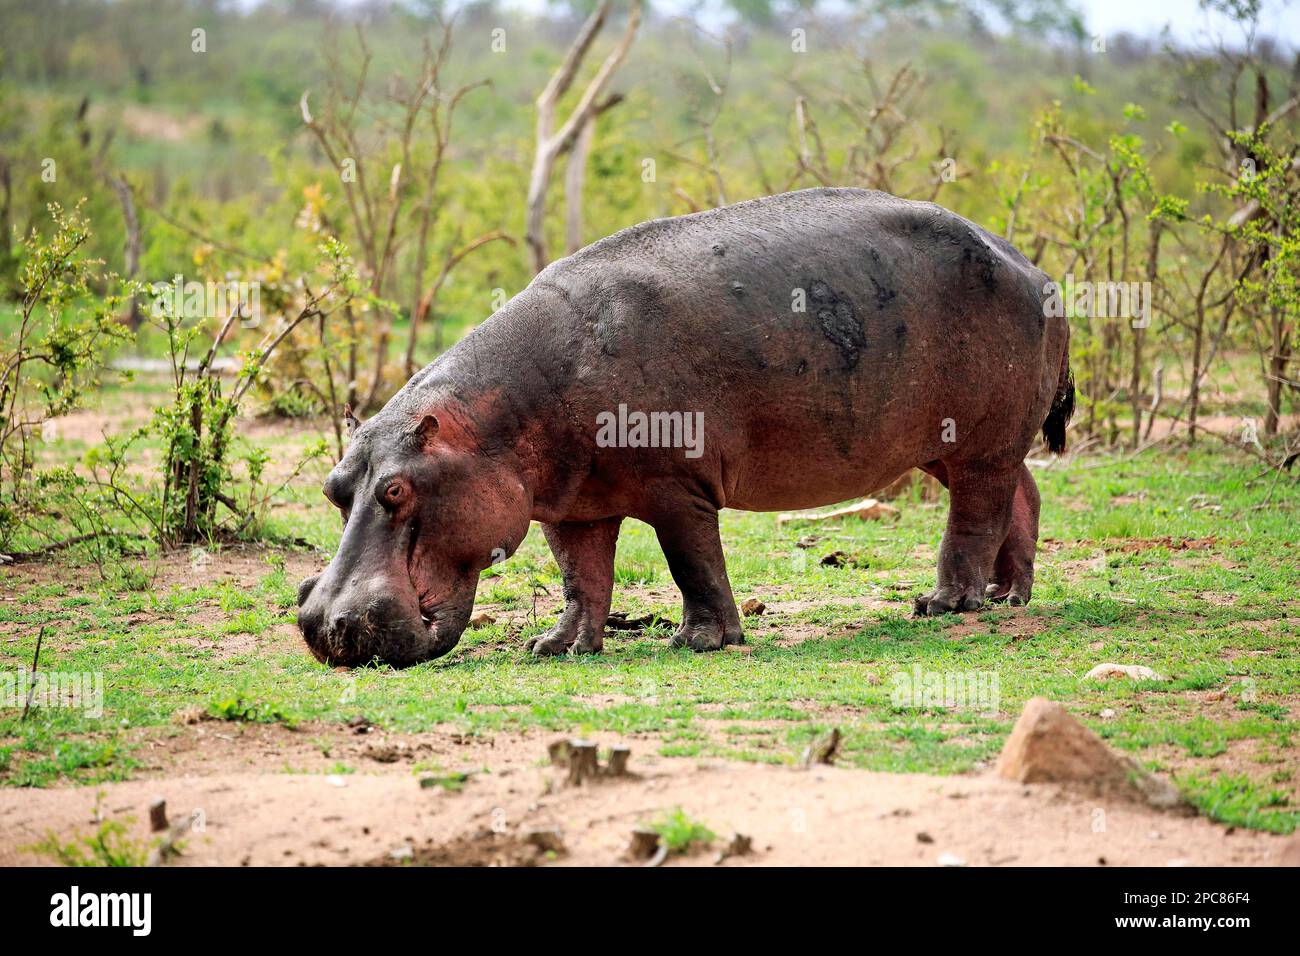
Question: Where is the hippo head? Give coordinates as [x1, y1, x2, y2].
[296, 404, 530, 668]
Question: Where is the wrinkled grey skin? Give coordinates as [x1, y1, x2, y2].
[298, 187, 1073, 667]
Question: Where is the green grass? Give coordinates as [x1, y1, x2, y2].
[2, 423, 1298, 833]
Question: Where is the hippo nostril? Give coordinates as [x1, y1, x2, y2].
[331, 613, 350, 635]
[297, 575, 321, 607]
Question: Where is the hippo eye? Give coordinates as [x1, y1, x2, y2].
[380, 480, 405, 505]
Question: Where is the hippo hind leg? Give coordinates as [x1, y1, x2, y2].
[918, 462, 1040, 609]
[913, 461, 1025, 616]
[653, 502, 744, 652]
[529, 517, 621, 656]
[984, 463, 1039, 606]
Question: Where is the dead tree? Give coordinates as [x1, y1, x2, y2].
[301, 16, 502, 412]
[525, 0, 641, 274]
[105, 173, 142, 327]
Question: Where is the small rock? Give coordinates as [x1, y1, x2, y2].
[916, 831, 934, 844]
[724, 644, 753, 654]
[326, 775, 347, 788]
[347, 715, 374, 734]
[996, 697, 1186, 811]
[389, 844, 414, 861]
[1085, 663, 1166, 682]
[795, 536, 821, 549]
[820, 551, 848, 568]
[740, 598, 766, 617]
[937, 853, 966, 867]
[469, 612, 495, 629]
[1099, 708, 1116, 719]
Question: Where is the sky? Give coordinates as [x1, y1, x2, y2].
[315, 0, 1299, 46]
[501, 0, 1299, 46]
[1079, 0, 1298, 45]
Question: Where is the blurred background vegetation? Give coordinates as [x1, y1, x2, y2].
[0, 0, 1296, 551]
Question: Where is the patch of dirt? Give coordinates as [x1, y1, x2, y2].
[940, 609, 1049, 642]
[1199, 592, 1239, 606]
[0, 549, 321, 663]
[119, 104, 206, 142]
[1143, 413, 1300, 442]
[1112, 536, 1226, 554]
[1, 724, 1289, 867]
[1146, 735, 1300, 811]
[2, 546, 321, 594]
[365, 830, 544, 867]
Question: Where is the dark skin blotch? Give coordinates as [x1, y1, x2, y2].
[809, 279, 866, 370]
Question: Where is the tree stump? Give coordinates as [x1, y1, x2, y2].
[148, 798, 168, 833]
[547, 739, 571, 767]
[606, 745, 631, 776]
[567, 739, 599, 785]
[628, 827, 661, 861]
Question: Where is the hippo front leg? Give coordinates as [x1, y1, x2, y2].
[529, 517, 622, 656]
[653, 503, 744, 652]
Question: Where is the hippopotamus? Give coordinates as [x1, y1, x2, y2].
[297, 187, 1073, 667]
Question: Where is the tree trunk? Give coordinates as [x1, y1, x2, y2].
[564, 115, 596, 256]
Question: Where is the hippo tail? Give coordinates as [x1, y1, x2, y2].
[1041, 335, 1074, 455]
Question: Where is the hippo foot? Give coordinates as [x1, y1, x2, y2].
[913, 587, 986, 617]
[669, 620, 745, 653]
[984, 582, 1030, 607]
[526, 620, 604, 657]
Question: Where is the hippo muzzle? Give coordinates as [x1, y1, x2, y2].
[296, 568, 474, 668]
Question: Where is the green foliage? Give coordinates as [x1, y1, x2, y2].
[206, 694, 296, 727]
[33, 819, 149, 867]
[647, 807, 717, 853]
[0, 203, 131, 551]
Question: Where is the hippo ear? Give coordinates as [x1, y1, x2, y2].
[343, 403, 361, 438]
[415, 414, 439, 451]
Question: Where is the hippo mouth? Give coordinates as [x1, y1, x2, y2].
[410, 592, 474, 661]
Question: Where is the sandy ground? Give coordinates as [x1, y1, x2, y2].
[1, 722, 1294, 867]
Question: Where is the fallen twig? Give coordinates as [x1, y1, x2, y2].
[6, 531, 148, 563]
